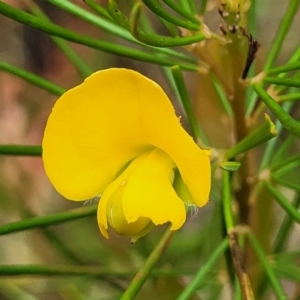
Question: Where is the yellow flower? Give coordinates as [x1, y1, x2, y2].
[42, 68, 211, 241]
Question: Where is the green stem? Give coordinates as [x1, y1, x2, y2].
[245, 89, 258, 117]
[0, 145, 42, 156]
[252, 83, 300, 138]
[56, 0, 199, 63]
[264, 181, 300, 224]
[162, 0, 200, 24]
[272, 263, 300, 284]
[271, 132, 297, 166]
[263, 77, 300, 88]
[266, 61, 300, 76]
[130, 3, 206, 47]
[141, 0, 200, 30]
[199, 0, 208, 15]
[176, 239, 229, 300]
[271, 153, 300, 177]
[273, 193, 300, 253]
[259, 102, 292, 171]
[0, 264, 194, 278]
[84, 0, 112, 19]
[222, 170, 235, 231]
[268, 51, 300, 96]
[225, 114, 276, 160]
[160, 66, 181, 102]
[247, 232, 287, 300]
[263, 0, 300, 71]
[0, 2, 197, 71]
[277, 93, 300, 102]
[106, 0, 203, 56]
[179, 0, 196, 15]
[273, 178, 300, 192]
[158, 17, 178, 37]
[211, 77, 233, 118]
[0, 205, 97, 236]
[49, 0, 132, 40]
[120, 229, 174, 300]
[171, 65, 207, 145]
[0, 62, 65, 96]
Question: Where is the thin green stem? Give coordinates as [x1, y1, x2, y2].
[225, 114, 276, 160]
[67, 0, 197, 62]
[268, 51, 300, 96]
[47, 0, 134, 43]
[162, 0, 200, 24]
[246, 90, 258, 119]
[211, 77, 233, 118]
[266, 61, 300, 76]
[142, 0, 200, 31]
[259, 102, 292, 171]
[272, 262, 300, 283]
[252, 83, 300, 138]
[0, 145, 42, 156]
[50, 0, 157, 51]
[179, 0, 196, 15]
[263, 77, 300, 88]
[120, 229, 174, 300]
[273, 193, 300, 253]
[160, 67, 181, 101]
[0, 264, 194, 278]
[158, 17, 178, 37]
[0, 205, 97, 236]
[271, 153, 300, 177]
[0, 62, 65, 96]
[176, 239, 229, 300]
[222, 170, 234, 231]
[84, 0, 112, 19]
[107, 0, 204, 53]
[264, 181, 300, 224]
[272, 178, 300, 193]
[130, 3, 206, 47]
[0, 2, 198, 71]
[277, 93, 300, 102]
[271, 133, 297, 167]
[199, 0, 208, 16]
[263, 0, 300, 71]
[247, 232, 287, 300]
[171, 65, 207, 145]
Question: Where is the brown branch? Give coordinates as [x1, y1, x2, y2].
[228, 231, 254, 300]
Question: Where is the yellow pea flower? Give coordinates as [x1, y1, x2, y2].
[42, 68, 211, 241]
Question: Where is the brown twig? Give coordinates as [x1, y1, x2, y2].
[228, 231, 254, 300]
